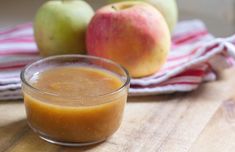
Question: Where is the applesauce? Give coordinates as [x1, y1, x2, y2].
[21, 55, 130, 146]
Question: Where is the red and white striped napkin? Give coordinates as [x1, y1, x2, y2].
[0, 23, 39, 100]
[1, 20, 235, 100]
[130, 20, 235, 96]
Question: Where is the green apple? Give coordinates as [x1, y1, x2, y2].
[34, 0, 94, 57]
[107, 0, 178, 33]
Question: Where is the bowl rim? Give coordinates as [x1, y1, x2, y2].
[20, 54, 130, 101]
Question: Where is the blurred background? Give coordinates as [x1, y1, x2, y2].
[0, 0, 234, 37]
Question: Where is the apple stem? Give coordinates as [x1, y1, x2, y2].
[111, 5, 118, 11]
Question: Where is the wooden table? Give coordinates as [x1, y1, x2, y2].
[1, 68, 235, 152]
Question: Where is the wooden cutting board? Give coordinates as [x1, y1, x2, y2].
[1, 68, 235, 152]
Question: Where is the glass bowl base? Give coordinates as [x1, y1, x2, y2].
[39, 135, 106, 147]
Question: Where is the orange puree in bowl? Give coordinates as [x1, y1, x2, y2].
[23, 66, 127, 143]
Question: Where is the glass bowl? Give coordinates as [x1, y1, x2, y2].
[21, 54, 130, 146]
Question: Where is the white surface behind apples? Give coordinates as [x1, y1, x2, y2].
[0, 0, 234, 37]
[177, 0, 235, 37]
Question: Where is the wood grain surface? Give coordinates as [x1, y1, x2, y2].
[1, 68, 235, 152]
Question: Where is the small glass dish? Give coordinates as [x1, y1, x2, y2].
[21, 54, 130, 146]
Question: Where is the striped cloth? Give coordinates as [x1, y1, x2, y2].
[0, 20, 235, 100]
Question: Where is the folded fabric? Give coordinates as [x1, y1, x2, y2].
[0, 20, 235, 100]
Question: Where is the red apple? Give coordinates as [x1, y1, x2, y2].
[86, 1, 171, 77]
[107, 0, 178, 33]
